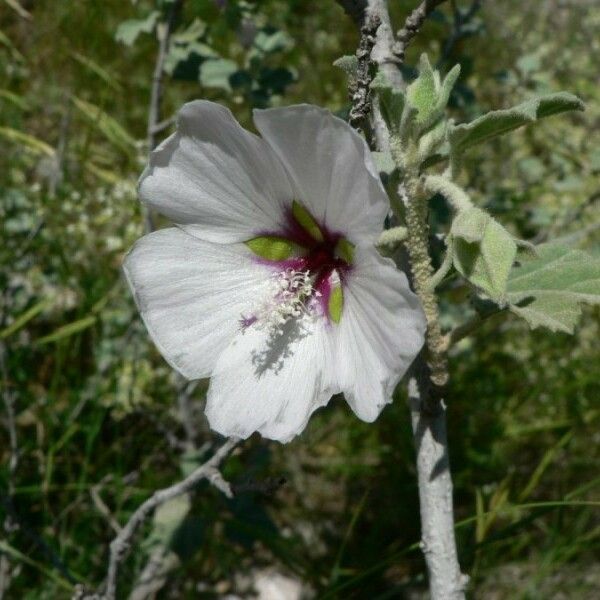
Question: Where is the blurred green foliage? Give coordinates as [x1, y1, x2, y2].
[0, 1, 598, 598]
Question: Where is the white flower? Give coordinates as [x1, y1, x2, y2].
[123, 101, 426, 442]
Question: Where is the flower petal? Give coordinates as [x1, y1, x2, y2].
[139, 101, 294, 244]
[253, 105, 389, 244]
[205, 318, 337, 442]
[123, 227, 272, 379]
[333, 247, 426, 421]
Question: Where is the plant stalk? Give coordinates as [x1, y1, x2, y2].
[400, 161, 467, 599]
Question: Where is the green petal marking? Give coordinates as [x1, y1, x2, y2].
[292, 200, 324, 242]
[335, 238, 355, 264]
[328, 283, 344, 324]
[245, 236, 301, 261]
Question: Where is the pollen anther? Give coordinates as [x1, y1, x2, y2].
[241, 269, 318, 334]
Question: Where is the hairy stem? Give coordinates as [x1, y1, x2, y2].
[339, 2, 468, 596]
[399, 156, 467, 598]
[403, 166, 448, 392]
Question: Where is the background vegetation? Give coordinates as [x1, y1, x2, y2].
[1, 1, 598, 598]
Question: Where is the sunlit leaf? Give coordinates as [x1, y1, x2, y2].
[333, 55, 358, 79]
[71, 51, 121, 92]
[199, 58, 238, 91]
[2, 0, 31, 20]
[36, 316, 96, 345]
[115, 11, 160, 46]
[449, 92, 584, 153]
[451, 208, 517, 301]
[0, 88, 29, 110]
[0, 126, 54, 156]
[72, 96, 137, 155]
[371, 70, 405, 134]
[406, 53, 437, 125]
[252, 29, 294, 55]
[0, 299, 51, 340]
[507, 244, 600, 333]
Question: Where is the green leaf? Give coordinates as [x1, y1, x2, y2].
[70, 51, 121, 92]
[164, 19, 216, 79]
[371, 70, 405, 133]
[449, 92, 584, 153]
[0, 29, 25, 63]
[0, 298, 51, 340]
[333, 55, 358, 79]
[253, 29, 294, 55]
[246, 236, 302, 261]
[36, 316, 97, 345]
[425, 174, 472, 212]
[148, 494, 191, 547]
[0, 88, 29, 110]
[0, 126, 54, 156]
[418, 63, 460, 132]
[115, 11, 160, 46]
[172, 18, 207, 43]
[436, 64, 460, 112]
[451, 208, 517, 301]
[406, 54, 437, 125]
[199, 58, 238, 91]
[3, 0, 31, 20]
[418, 122, 448, 167]
[371, 151, 395, 176]
[506, 244, 600, 333]
[71, 96, 136, 156]
[0, 540, 73, 592]
[328, 285, 344, 324]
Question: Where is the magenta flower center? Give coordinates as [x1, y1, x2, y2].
[244, 201, 355, 327]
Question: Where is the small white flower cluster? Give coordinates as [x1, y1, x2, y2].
[243, 269, 320, 334]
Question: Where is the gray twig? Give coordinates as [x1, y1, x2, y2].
[447, 308, 506, 348]
[368, 0, 403, 88]
[147, 1, 183, 153]
[394, 0, 449, 64]
[348, 15, 380, 133]
[95, 438, 238, 600]
[176, 376, 200, 450]
[90, 480, 123, 536]
[408, 361, 469, 599]
[149, 115, 176, 136]
[144, 0, 184, 233]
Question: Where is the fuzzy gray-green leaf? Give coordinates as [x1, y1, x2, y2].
[406, 53, 438, 125]
[115, 12, 160, 46]
[333, 55, 358, 79]
[449, 92, 584, 153]
[199, 58, 238, 91]
[452, 208, 517, 301]
[372, 151, 396, 176]
[371, 70, 405, 133]
[506, 244, 600, 333]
